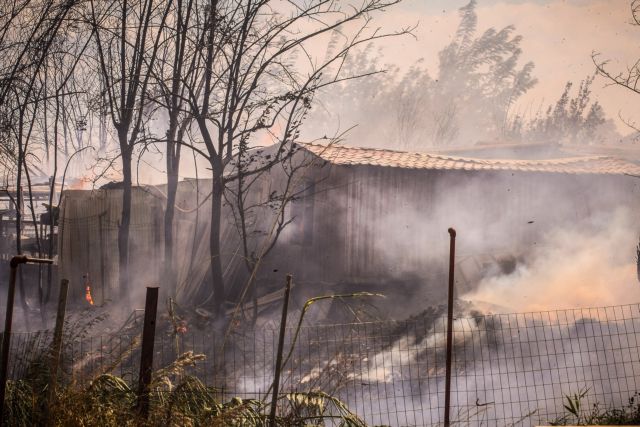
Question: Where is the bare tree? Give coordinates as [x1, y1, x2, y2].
[0, 0, 407, 321]
[41, 7, 97, 304]
[173, 0, 408, 319]
[150, 0, 197, 298]
[88, 0, 170, 302]
[0, 0, 83, 323]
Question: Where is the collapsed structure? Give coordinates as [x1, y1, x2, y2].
[58, 143, 640, 307]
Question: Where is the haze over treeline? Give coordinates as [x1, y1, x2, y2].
[305, 0, 620, 150]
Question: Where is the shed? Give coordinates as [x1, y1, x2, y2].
[57, 143, 640, 306]
[255, 143, 640, 298]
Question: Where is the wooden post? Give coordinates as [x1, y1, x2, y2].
[268, 274, 292, 427]
[137, 287, 159, 419]
[444, 228, 456, 427]
[45, 279, 69, 424]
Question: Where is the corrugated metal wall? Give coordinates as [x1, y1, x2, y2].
[57, 164, 640, 305]
[299, 165, 640, 288]
[57, 188, 163, 304]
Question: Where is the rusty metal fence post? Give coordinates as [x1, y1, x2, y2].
[444, 228, 456, 427]
[137, 286, 159, 419]
[268, 274, 292, 427]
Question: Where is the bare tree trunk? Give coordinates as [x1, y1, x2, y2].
[163, 142, 180, 296]
[118, 142, 132, 304]
[209, 172, 225, 317]
[90, 0, 170, 306]
[160, 0, 190, 298]
[177, 0, 406, 322]
[15, 113, 30, 330]
[46, 89, 61, 303]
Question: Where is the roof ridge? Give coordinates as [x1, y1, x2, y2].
[297, 142, 612, 164]
[294, 142, 637, 175]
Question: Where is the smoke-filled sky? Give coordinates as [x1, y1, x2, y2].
[373, 0, 640, 134]
[124, 0, 640, 186]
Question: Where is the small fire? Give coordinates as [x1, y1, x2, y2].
[85, 286, 94, 305]
[68, 175, 94, 190]
[83, 272, 94, 305]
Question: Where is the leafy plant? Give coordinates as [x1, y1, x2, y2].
[282, 391, 367, 427]
[563, 387, 590, 422]
[4, 350, 369, 426]
[550, 389, 640, 425]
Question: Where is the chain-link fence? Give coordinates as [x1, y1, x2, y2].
[4, 303, 640, 426]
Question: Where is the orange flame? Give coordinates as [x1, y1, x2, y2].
[68, 175, 93, 190]
[85, 286, 94, 305]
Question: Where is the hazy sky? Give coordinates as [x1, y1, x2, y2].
[371, 0, 640, 134]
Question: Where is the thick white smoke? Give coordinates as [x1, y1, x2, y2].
[463, 208, 640, 312]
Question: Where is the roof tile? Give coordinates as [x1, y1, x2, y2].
[298, 143, 640, 176]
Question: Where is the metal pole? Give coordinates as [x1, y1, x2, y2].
[444, 228, 456, 427]
[45, 279, 69, 425]
[268, 274, 292, 427]
[98, 213, 105, 305]
[137, 286, 159, 419]
[0, 255, 53, 424]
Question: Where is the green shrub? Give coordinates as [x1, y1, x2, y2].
[550, 389, 640, 425]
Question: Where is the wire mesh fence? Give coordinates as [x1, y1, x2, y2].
[4, 302, 640, 426]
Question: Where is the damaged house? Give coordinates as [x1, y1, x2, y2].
[57, 143, 640, 307]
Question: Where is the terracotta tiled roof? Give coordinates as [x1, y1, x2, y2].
[298, 143, 640, 176]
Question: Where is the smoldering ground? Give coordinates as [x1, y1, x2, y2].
[221, 295, 640, 425]
[257, 203, 640, 424]
[331, 301, 640, 426]
[218, 170, 640, 426]
[464, 207, 640, 312]
[308, 158, 640, 319]
[332, 202, 640, 425]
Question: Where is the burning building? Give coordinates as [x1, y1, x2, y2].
[57, 142, 640, 307]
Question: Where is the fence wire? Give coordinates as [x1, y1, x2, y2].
[4, 303, 640, 426]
